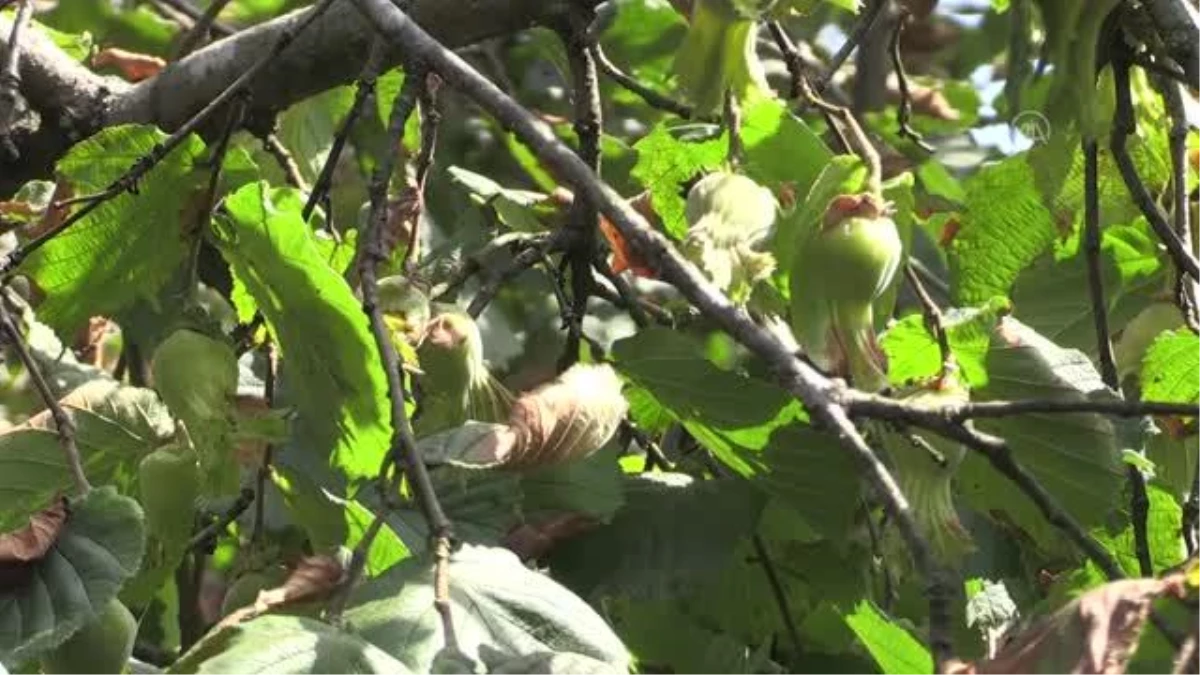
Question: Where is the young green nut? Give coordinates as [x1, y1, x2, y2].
[377, 275, 430, 346]
[415, 312, 512, 435]
[506, 363, 628, 467]
[40, 598, 137, 674]
[790, 193, 902, 391]
[682, 172, 778, 301]
[138, 443, 200, 545]
[151, 328, 238, 421]
[878, 378, 974, 562]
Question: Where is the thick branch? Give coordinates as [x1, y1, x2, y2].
[1143, 0, 1199, 84]
[0, 0, 600, 196]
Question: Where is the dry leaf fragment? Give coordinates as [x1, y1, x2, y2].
[217, 555, 344, 628]
[967, 574, 1191, 674]
[91, 48, 166, 82]
[599, 191, 659, 279]
[502, 512, 599, 561]
[0, 497, 67, 564]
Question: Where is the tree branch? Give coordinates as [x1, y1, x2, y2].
[1, 0, 605, 196]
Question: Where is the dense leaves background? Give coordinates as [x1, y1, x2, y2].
[0, 0, 1195, 673]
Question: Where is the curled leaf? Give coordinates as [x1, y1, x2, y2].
[91, 48, 165, 82]
[599, 192, 659, 279]
[217, 555, 344, 628]
[0, 498, 66, 565]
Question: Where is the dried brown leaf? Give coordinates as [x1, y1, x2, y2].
[502, 513, 599, 561]
[91, 47, 166, 82]
[972, 574, 1189, 674]
[216, 555, 344, 628]
[0, 497, 67, 563]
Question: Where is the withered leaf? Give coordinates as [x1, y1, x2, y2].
[91, 48, 166, 82]
[0, 497, 67, 563]
[961, 574, 1190, 674]
[217, 555, 345, 628]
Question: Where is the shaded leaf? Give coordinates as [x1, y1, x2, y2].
[0, 380, 174, 531]
[0, 487, 145, 667]
[344, 545, 631, 673]
[170, 615, 411, 674]
[0, 499, 66, 564]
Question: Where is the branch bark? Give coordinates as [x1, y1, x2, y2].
[0, 0, 599, 196]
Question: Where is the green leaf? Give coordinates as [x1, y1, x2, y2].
[547, 473, 764, 599]
[381, 469, 524, 555]
[521, 444, 626, 523]
[170, 615, 412, 674]
[1141, 329, 1199, 404]
[960, 318, 1125, 550]
[0, 380, 174, 531]
[277, 85, 356, 185]
[740, 99, 832, 197]
[758, 423, 862, 540]
[881, 300, 1010, 388]
[949, 153, 1057, 305]
[22, 124, 206, 335]
[0, 487, 146, 668]
[843, 600, 932, 675]
[344, 545, 631, 673]
[1091, 484, 1185, 577]
[630, 123, 726, 238]
[214, 182, 390, 483]
[447, 166, 549, 232]
[1011, 224, 1166, 357]
[612, 327, 801, 475]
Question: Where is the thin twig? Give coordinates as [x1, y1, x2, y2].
[750, 533, 804, 661]
[764, 20, 852, 153]
[845, 393, 1198, 424]
[724, 89, 744, 166]
[1109, 43, 1200, 280]
[621, 418, 674, 470]
[861, 500, 896, 610]
[1183, 474, 1199, 557]
[1085, 138, 1153, 578]
[154, 0, 234, 36]
[903, 263, 955, 379]
[186, 488, 254, 550]
[556, 8, 601, 373]
[174, 0, 234, 58]
[251, 342, 277, 543]
[816, 0, 890, 95]
[888, 13, 933, 152]
[466, 244, 547, 317]
[402, 73, 441, 273]
[184, 92, 246, 291]
[592, 257, 653, 327]
[344, 69, 456, 644]
[1083, 140, 1122, 390]
[1153, 76, 1199, 331]
[0, 0, 338, 277]
[767, 21, 881, 195]
[262, 132, 309, 192]
[0, 300, 90, 495]
[303, 38, 387, 223]
[590, 43, 701, 120]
